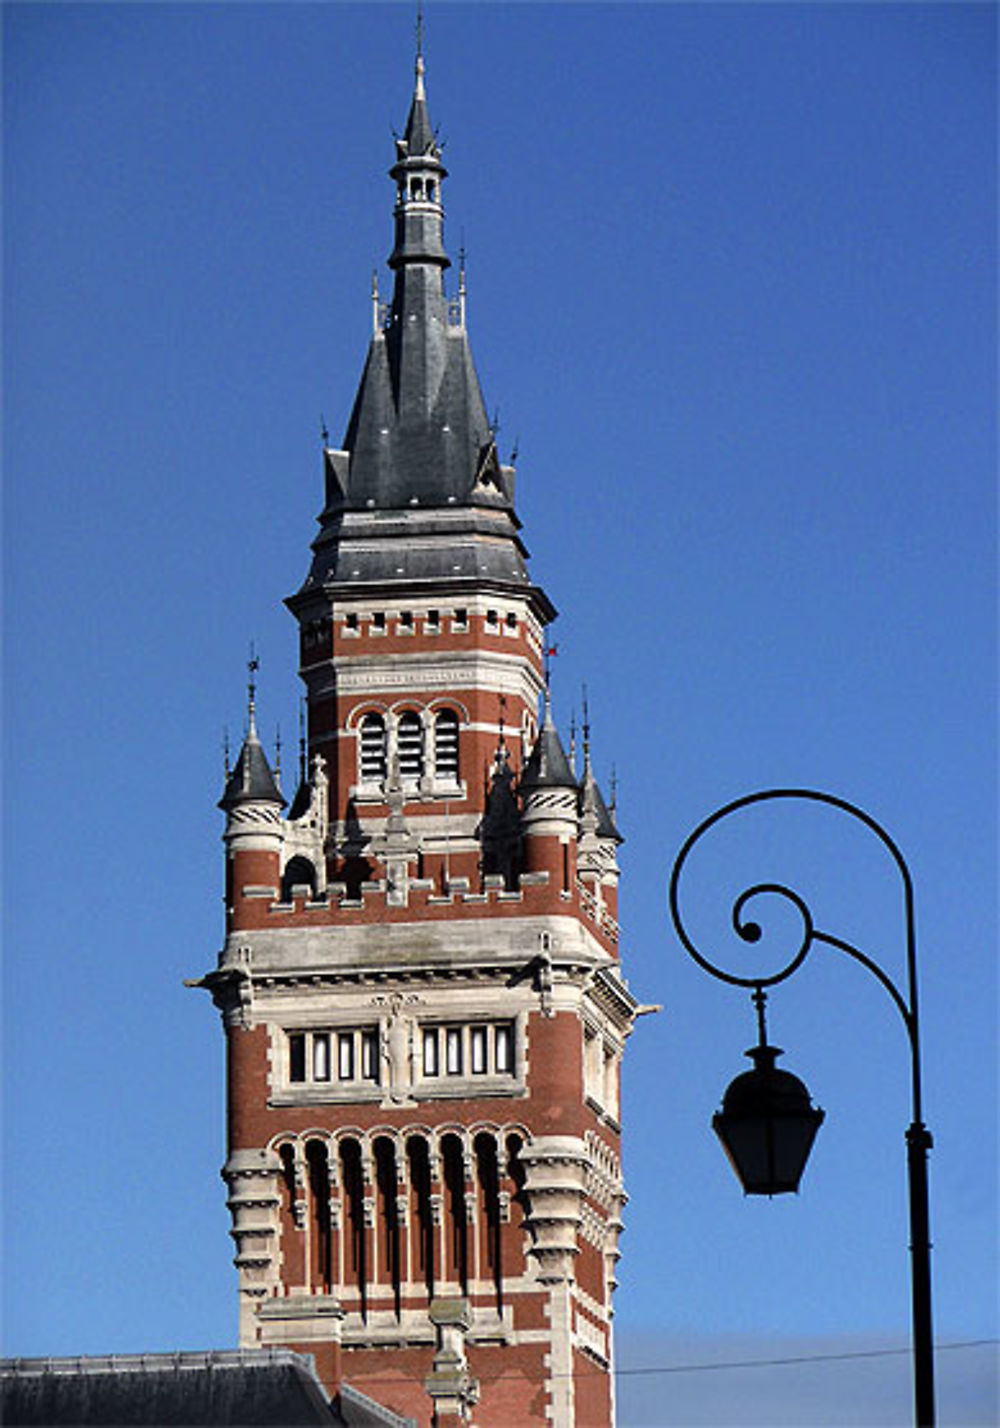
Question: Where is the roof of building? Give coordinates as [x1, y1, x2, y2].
[219, 708, 285, 811]
[0, 1352, 415, 1428]
[289, 54, 555, 627]
[1, 1350, 335, 1426]
[520, 692, 577, 792]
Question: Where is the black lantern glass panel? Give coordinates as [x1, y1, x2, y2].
[713, 1044, 824, 1196]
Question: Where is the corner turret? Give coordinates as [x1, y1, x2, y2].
[519, 688, 579, 891]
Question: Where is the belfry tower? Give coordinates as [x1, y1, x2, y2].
[193, 47, 643, 1428]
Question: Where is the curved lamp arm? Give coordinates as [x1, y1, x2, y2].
[668, 787, 924, 1124]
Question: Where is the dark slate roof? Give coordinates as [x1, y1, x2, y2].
[287, 775, 312, 821]
[520, 700, 577, 792]
[289, 54, 556, 629]
[219, 716, 285, 811]
[1, 1350, 340, 1426]
[580, 763, 624, 843]
[340, 302, 491, 512]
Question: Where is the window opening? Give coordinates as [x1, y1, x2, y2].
[434, 709, 460, 782]
[445, 1028, 463, 1076]
[306, 1140, 332, 1292]
[359, 713, 387, 784]
[338, 1033, 355, 1081]
[423, 1028, 440, 1077]
[397, 711, 424, 781]
[361, 1030, 379, 1081]
[407, 1136, 435, 1299]
[470, 1026, 488, 1075]
[289, 1034, 306, 1083]
[313, 1033, 331, 1082]
[495, 1024, 513, 1074]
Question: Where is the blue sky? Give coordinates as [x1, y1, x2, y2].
[3, 4, 996, 1425]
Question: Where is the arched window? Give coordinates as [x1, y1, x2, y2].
[434, 708, 460, 783]
[282, 856, 316, 903]
[340, 1138, 367, 1318]
[442, 1134, 468, 1292]
[374, 1137, 402, 1318]
[359, 713, 387, 784]
[410, 177, 423, 199]
[305, 1140, 332, 1293]
[397, 711, 424, 782]
[475, 1132, 503, 1309]
[407, 1136, 435, 1300]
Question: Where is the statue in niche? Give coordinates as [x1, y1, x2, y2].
[379, 992, 416, 1101]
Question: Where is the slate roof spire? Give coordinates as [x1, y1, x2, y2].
[520, 686, 577, 793]
[290, 40, 556, 628]
[219, 658, 285, 811]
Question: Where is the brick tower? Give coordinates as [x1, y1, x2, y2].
[192, 46, 644, 1428]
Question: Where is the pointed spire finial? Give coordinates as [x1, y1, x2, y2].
[582, 684, 591, 763]
[415, 2, 426, 96]
[610, 764, 618, 817]
[569, 712, 577, 773]
[223, 727, 231, 780]
[274, 723, 282, 781]
[247, 643, 259, 731]
[543, 641, 558, 692]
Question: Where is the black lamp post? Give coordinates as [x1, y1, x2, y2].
[669, 789, 935, 1428]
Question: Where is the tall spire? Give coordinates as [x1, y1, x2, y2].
[290, 26, 556, 629]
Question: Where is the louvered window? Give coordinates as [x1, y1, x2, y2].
[359, 713, 387, 783]
[434, 709, 459, 783]
[397, 711, 424, 781]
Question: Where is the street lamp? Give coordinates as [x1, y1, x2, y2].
[669, 789, 935, 1428]
[712, 990, 824, 1196]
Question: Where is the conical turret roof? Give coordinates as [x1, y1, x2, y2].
[520, 692, 576, 792]
[219, 707, 285, 811]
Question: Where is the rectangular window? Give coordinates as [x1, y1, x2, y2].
[445, 1028, 463, 1076]
[423, 1028, 439, 1077]
[399, 610, 413, 631]
[313, 1033, 331, 1082]
[453, 608, 468, 631]
[486, 608, 499, 629]
[361, 1030, 379, 1082]
[338, 1033, 355, 1081]
[426, 609, 440, 632]
[470, 1026, 488, 1074]
[289, 1033, 306, 1083]
[372, 611, 386, 633]
[345, 612, 359, 632]
[495, 1024, 513, 1074]
[505, 612, 518, 631]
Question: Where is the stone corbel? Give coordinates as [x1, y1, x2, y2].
[425, 1297, 480, 1426]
